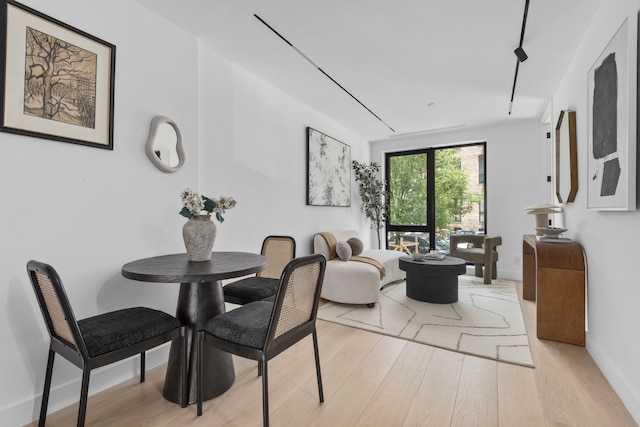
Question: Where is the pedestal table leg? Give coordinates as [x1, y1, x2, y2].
[163, 280, 235, 404]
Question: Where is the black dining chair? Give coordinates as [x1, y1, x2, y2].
[197, 254, 326, 426]
[27, 260, 187, 427]
[223, 235, 296, 305]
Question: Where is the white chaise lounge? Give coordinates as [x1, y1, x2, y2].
[313, 230, 406, 307]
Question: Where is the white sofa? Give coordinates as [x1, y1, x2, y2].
[313, 230, 406, 306]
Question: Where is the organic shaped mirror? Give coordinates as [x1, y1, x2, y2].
[145, 116, 185, 173]
[555, 110, 578, 203]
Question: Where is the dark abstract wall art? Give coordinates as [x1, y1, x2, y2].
[587, 18, 637, 210]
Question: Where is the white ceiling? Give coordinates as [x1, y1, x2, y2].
[135, 0, 601, 141]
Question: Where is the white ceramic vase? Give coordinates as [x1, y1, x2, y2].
[182, 214, 216, 262]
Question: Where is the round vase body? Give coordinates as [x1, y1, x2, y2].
[182, 215, 217, 262]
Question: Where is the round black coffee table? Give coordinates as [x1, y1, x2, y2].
[399, 255, 467, 303]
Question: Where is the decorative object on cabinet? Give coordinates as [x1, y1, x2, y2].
[522, 235, 586, 346]
[523, 203, 562, 235]
[0, 0, 116, 150]
[535, 226, 567, 238]
[306, 127, 351, 207]
[146, 116, 185, 172]
[587, 17, 637, 211]
[555, 110, 578, 203]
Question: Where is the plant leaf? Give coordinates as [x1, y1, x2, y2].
[203, 197, 215, 212]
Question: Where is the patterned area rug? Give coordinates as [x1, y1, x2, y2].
[317, 275, 534, 367]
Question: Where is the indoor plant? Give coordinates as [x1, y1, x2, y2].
[352, 161, 387, 249]
[180, 189, 236, 261]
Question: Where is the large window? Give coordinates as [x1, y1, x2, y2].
[385, 143, 486, 254]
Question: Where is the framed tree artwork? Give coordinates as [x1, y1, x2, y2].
[306, 127, 351, 207]
[0, 0, 116, 150]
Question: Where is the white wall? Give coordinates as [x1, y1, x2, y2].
[551, 0, 640, 421]
[197, 45, 371, 253]
[370, 120, 544, 280]
[0, 2, 369, 426]
[0, 0, 199, 424]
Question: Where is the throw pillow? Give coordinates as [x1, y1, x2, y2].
[335, 241, 352, 261]
[346, 237, 364, 256]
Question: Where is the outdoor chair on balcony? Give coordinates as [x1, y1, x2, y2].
[449, 234, 502, 284]
[27, 260, 187, 427]
[223, 235, 296, 305]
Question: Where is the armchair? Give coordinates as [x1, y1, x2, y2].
[449, 234, 502, 284]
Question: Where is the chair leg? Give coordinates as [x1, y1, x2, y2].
[140, 351, 146, 383]
[474, 263, 483, 277]
[181, 328, 188, 408]
[77, 367, 90, 427]
[38, 350, 56, 427]
[261, 356, 269, 427]
[197, 331, 204, 416]
[312, 330, 324, 402]
[484, 262, 493, 284]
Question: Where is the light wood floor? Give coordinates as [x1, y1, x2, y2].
[26, 282, 637, 427]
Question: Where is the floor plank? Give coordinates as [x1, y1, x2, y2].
[24, 282, 638, 427]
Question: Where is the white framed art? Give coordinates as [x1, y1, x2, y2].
[306, 127, 351, 207]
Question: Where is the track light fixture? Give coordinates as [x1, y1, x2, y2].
[254, 14, 395, 133]
[509, 0, 531, 115]
[514, 46, 528, 62]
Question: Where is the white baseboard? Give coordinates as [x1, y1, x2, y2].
[3, 345, 170, 426]
[586, 338, 640, 425]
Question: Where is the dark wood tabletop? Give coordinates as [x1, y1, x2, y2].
[122, 251, 267, 283]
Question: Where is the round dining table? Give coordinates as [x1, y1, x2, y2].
[122, 251, 267, 405]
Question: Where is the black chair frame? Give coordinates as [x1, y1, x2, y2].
[197, 254, 326, 426]
[27, 260, 188, 427]
[223, 235, 296, 305]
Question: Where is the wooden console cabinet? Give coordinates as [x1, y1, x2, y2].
[522, 234, 586, 346]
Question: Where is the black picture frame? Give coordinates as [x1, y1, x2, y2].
[0, 0, 116, 150]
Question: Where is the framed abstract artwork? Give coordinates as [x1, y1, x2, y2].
[586, 17, 636, 210]
[0, 0, 116, 150]
[306, 127, 351, 207]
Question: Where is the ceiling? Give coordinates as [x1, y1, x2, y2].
[135, 0, 601, 141]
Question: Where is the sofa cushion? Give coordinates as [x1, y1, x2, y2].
[347, 237, 364, 256]
[313, 230, 360, 258]
[336, 241, 352, 261]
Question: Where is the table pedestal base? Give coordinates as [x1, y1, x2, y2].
[406, 273, 459, 303]
[163, 280, 235, 405]
[399, 256, 467, 304]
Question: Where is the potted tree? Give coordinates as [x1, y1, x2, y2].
[352, 161, 387, 249]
